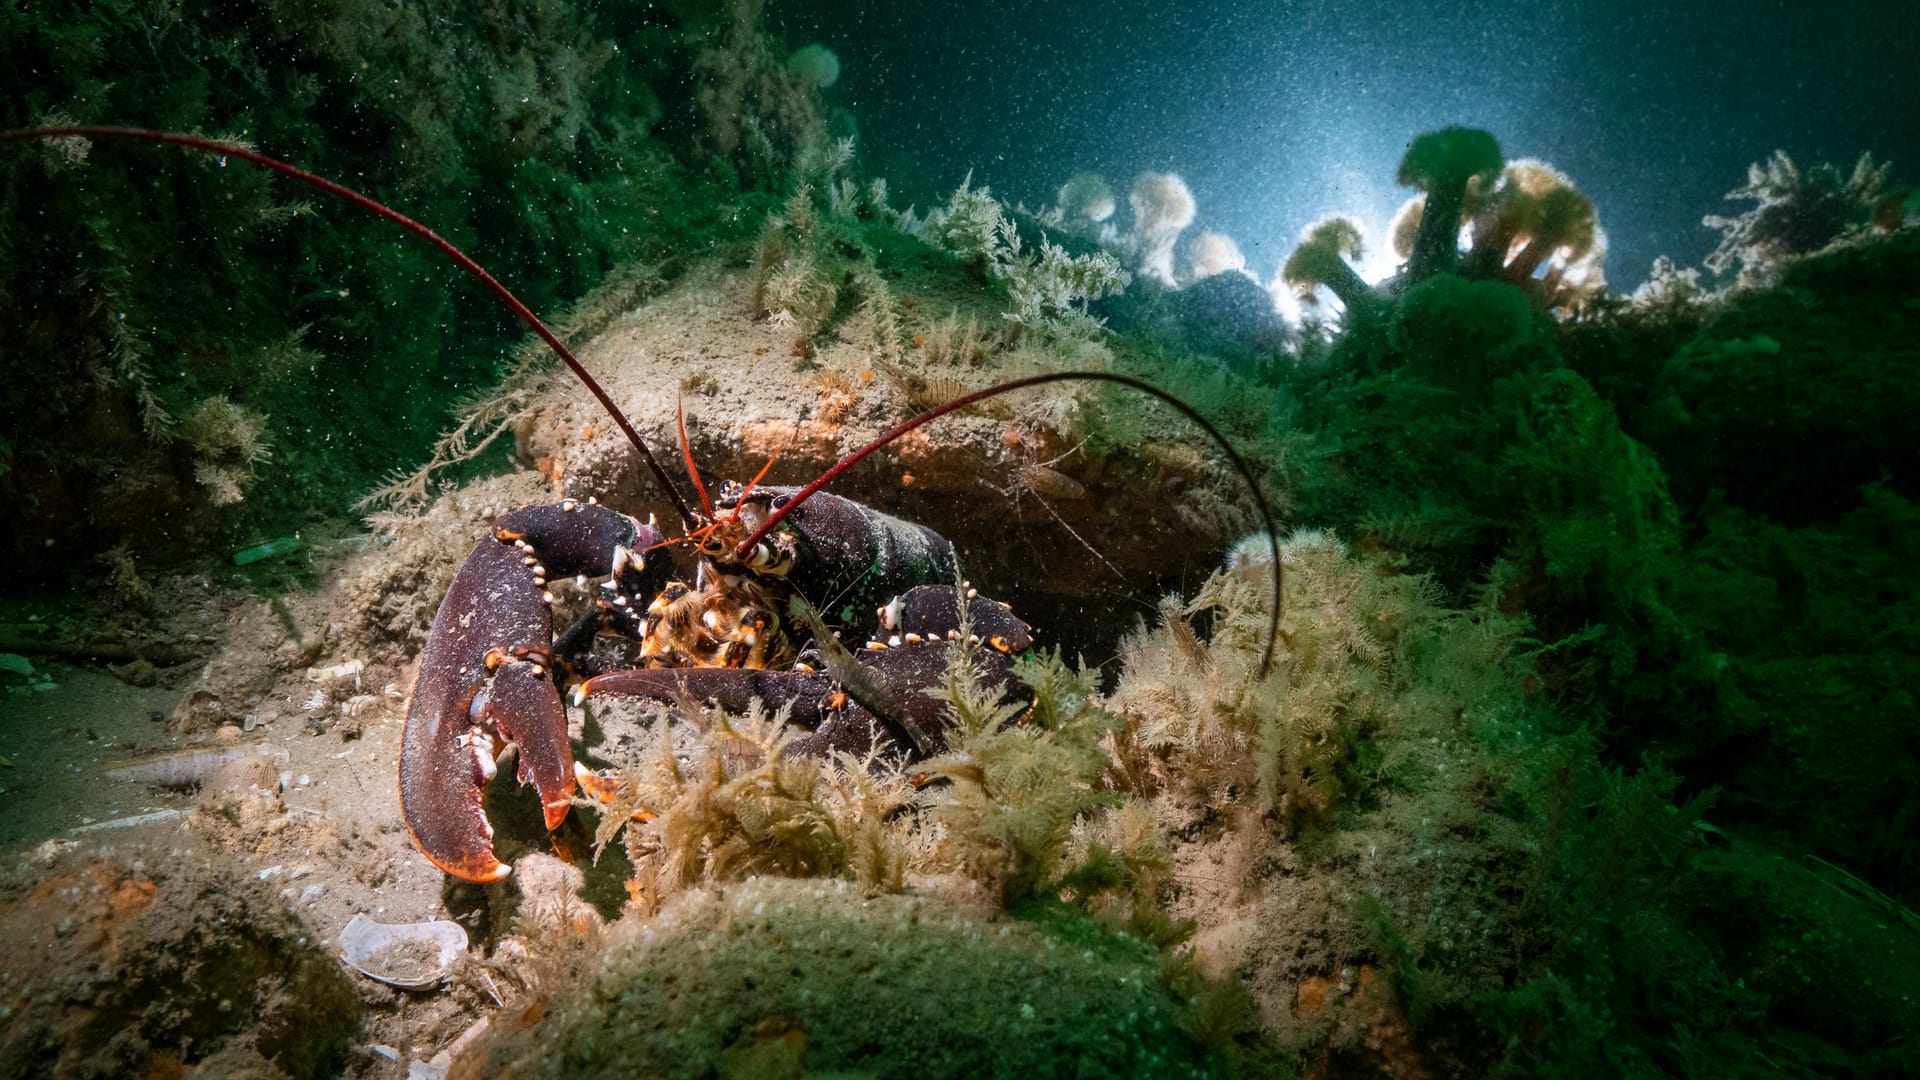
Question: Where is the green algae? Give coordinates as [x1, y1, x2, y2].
[470, 879, 1224, 1080]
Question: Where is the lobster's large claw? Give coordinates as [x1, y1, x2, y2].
[402, 502, 664, 882]
[401, 539, 574, 883]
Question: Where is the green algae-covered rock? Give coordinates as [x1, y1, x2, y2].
[1640, 229, 1920, 525]
[1390, 274, 1540, 394]
[470, 878, 1221, 1079]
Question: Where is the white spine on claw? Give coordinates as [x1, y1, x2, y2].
[458, 731, 499, 783]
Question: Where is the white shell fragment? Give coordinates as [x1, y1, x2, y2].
[68, 809, 186, 834]
[337, 914, 469, 989]
[307, 658, 365, 684]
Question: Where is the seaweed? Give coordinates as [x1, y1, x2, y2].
[689, 0, 838, 188]
[586, 597, 1180, 931]
[1704, 150, 1899, 286]
[918, 173, 1132, 335]
[594, 693, 921, 906]
[178, 395, 274, 507]
[918, 639, 1123, 906]
[1111, 530, 1522, 835]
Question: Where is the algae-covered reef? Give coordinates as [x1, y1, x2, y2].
[0, 848, 362, 1078]
[4, 4, 1920, 1079]
[0, 0, 751, 578]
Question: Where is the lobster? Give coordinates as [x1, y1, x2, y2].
[3, 126, 1283, 884]
[401, 476, 1038, 882]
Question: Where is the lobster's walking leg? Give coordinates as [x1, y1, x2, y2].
[579, 585, 1034, 762]
[578, 667, 835, 726]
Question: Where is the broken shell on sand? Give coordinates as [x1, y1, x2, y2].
[336, 914, 469, 989]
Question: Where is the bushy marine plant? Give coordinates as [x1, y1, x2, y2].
[745, 153, 927, 367]
[691, 0, 841, 188]
[595, 694, 921, 906]
[916, 174, 1132, 336]
[589, 604, 1177, 927]
[917, 645, 1129, 906]
[1704, 149, 1901, 286]
[548, 580, 1255, 1073]
[1109, 529, 1587, 1072]
[1109, 530, 1521, 833]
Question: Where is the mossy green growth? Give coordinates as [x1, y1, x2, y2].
[0, 1, 736, 579]
[471, 878, 1224, 1079]
[1671, 484, 1920, 897]
[1284, 316, 1705, 726]
[1389, 274, 1539, 394]
[1637, 228, 1920, 525]
[1481, 762, 1920, 1078]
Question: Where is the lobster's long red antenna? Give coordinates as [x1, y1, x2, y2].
[0, 125, 698, 531]
[738, 370, 1287, 677]
[676, 394, 714, 519]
